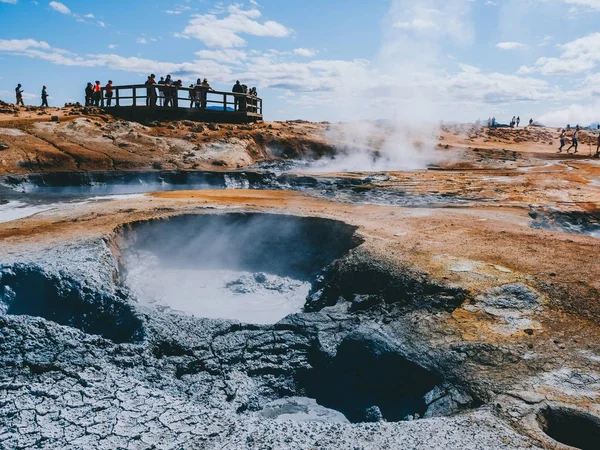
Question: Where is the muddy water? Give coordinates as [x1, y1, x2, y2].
[0, 169, 478, 224]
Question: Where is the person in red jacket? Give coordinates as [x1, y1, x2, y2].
[92, 80, 102, 107]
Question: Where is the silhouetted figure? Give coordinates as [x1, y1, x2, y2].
[566, 126, 579, 154]
[145, 74, 157, 107]
[163, 75, 173, 107]
[105, 80, 114, 107]
[92, 80, 102, 106]
[189, 84, 195, 108]
[248, 87, 258, 113]
[529, 118, 533, 126]
[595, 134, 600, 158]
[15, 84, 24, 106]
[232, 80, 244, 111]
[516, 116, 520, 127]
[41, 86, 49, 108]
[85, 83, 93, 106]
[200, 78, 212, 110]
[558, 129, 566, 153]
[173, 80, 182, 108]
[491, 117, 496, 128]
[193, 78, 202, 108]
[158, 76, 165, 106]
[510, 116, 516, 128]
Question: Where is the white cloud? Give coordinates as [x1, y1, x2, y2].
[0, 39, 51, 51]
[108, 44, 118, 49]
[136, 37, 147, 44]
[84, 13, 94, 18]
[394, 18, 438, 31]
[49, 1, 71, 15]
[519, 32, 600, 75]
[178, 5, 292, 48]
[195, 49, 248, 64]
[0, 0, 18, 4]
[564, 0, 600, 9]
[496, 41, 526, 50]
[293, 48, 318, 57]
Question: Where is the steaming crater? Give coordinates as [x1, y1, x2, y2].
[115, 213, 360, 324]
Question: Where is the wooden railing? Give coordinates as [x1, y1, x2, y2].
[96, 84, 263, 115]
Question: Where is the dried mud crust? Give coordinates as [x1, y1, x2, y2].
[0, 213, 559, 449]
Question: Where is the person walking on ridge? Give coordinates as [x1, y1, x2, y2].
[558, 129, 566, 153]
[566, 126, 579, 154]
[516, 116, 520, 127]
[15, 84, 25, 106]
[41, 86, 49, 108]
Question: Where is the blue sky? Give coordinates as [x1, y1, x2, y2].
[1, 0, 600, 125]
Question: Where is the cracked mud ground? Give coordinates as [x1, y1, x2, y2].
[1, 109, 600, 449]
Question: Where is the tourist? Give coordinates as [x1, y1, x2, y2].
[15, 84, 24, 106]
[105, 80, 114, 107]
[200, 78, 212, 110]
[158, 76, 165, 106]
[232, 80, 244, 111]
[516, 116, 520, 127]
[566, 126, 579, 154]
[173, 80, 182, 108]
[248, 87, 258, 113]
[85, 82, 93, 106]
[189, 84, 195, 108]
[145, 75, 157, 107]
[595, 133, 600, 158]
[163, 78, 173, 108]
[92, 80, 102, 107]
[529, 118, 533, 126]
[41, 85, 49, 108]
[193, 78, 202, 108]
[492, 117, 496, 128]
[510, 116, 516, 128]
[558, 129, 566, 153]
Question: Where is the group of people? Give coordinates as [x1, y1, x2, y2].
[487, 116, 534, 128]
[14, 84, 49, 108]
[84, 81, 107, 107]
[82, 76, 259, 112]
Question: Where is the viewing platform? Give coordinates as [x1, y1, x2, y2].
[98, 84, 263, 124]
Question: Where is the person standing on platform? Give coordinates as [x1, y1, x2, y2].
[105, 80, 114, 107]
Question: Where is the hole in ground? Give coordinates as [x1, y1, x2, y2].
[537, 406, 600, 450]
[0, 266, 143, 343]
[297, 333, 443, 423]
[114, 213, 360, 324]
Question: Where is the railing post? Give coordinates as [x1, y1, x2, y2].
[133, 87, 137, 107]
[223, 93, 227, 112]
[115, 88, 120, 107]
[101, 89, 105, 107]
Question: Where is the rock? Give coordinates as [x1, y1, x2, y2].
[258, 397, 349, 423]
[190, 125, 205, 133]
[0, 143, 8, 151]
[207, 123, 220, 131]
[51, 116, 59, 122]
[364, 406, 383, 422]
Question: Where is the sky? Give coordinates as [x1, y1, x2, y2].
[1, 0, 600, 125]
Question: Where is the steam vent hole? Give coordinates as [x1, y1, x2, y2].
[117, 213, 359, 324]
[0, 267, 143, 343]
[298, 335, 442, 423]
[537, 407, 600, 450]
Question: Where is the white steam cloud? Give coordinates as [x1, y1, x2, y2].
[313, 0, 475, 172]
